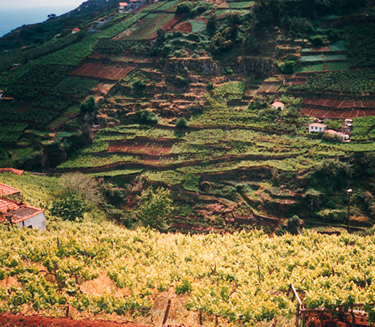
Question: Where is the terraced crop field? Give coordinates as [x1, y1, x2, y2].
[71, 63, 134, 80]
[122, 13, 176, 40]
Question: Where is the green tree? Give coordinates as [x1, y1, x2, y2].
[134, 110, 159, 125]
[176, 1, 192, 14]
[131, 79, 147, 93]
[135, 187, 174, 229]
[156, 28, 166, 44]
[58, 172, 102, 206]
[80, 96, 97, 114]
[176, 117, 189, 128]
[51, 195, 87, 222]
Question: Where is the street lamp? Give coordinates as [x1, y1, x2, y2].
[347, 189, 352, 233]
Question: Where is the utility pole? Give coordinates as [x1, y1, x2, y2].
[347, 189, 352, 233]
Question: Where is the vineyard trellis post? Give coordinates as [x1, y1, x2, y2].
[162, 299, 171, 326]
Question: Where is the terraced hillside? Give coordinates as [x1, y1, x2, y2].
[1, 0, 375, 231]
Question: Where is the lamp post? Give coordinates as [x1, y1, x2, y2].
[347, 189, 352, 233]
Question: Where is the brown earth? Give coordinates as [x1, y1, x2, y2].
[147, 14, 184, 39]
[71, 64, 134, 81]
[0, 314, 142, 327]
[171, 21, 192, 33]
[108, 142, 172, 155]
[301, 108, 375, 118]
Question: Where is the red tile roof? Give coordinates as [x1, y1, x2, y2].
[0, 183, 20, 197]
[72, 28, 81, 32]
[0, 168, 24, 175]
[119, 2, 128, 5]
[0, 200, 44, 223]
[0, 198, 19, 215]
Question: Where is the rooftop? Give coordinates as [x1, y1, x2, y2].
[0, 168, 24, 176]
[326, 129, 337, 134]
[0, 183, 21, 197]
[0, 198, 44, 224]
[309, 123, 327, 128]
[119, 2, 128, 5]
[0, 198, 19, 214]
[271, 101, 285, 107]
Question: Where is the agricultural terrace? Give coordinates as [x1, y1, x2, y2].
[0, 0, 375, 232]
[1, 199, 375, 326]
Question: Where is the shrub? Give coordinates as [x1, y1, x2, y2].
[310, 35, 325, 47]
[175, 75, 189, 87]
[176, 2, 192, 14]
[132, 79, 147, 93]
[224, 66, 233, 75]
[286, 215, 303, 235]
[134, 110, 159, 125]
[278, 60, 296, 74]
[173, 49, 188, 58]
[207, 82, 214, 90]
[175, 117, 189, 128]
[175, 278, 193, 294]
[80, 96, 98, 114]
[51, 195, 87, 222]
[135, 187, 174, 229]
[317, 209, 347, 222]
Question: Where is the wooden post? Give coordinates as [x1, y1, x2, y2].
[162, 299, 171, 326]
[347, 189, 352, 233]
[199, 311, 203, 326]
[296, 303, 300, 327]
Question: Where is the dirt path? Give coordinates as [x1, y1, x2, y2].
[0, 314, 142, 327]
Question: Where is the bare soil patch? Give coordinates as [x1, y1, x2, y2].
[171, 21, 192, 33]
[0, 314, 142, 327]
[109, 142, 172, 155]
[71, 64, 134, 81]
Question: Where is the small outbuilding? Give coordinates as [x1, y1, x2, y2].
[72, 28, 81, 34]
[119, 2, 129, 12]
[344, 118, 353, 127]
[271, 101, 285, 110]
[309, 123, 327, 133]
[0, 183, 46, 230]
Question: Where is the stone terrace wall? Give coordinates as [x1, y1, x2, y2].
[165, 56, 276, 76]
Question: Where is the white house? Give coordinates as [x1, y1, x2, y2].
[119, 2, 130, 12]
[309, 123, 327, 133]
[0, 184, 46, 231]
[344, 118, 353, 128]
[271, 101, 285, 110]
[326, 129, 350, 142]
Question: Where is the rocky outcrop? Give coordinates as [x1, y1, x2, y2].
[165, 56, 276, 76]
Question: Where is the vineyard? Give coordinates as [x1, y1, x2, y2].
[1, 215, 375, 326]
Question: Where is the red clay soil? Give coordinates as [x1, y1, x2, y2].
[300, 107, 375, 119]
[0, 314, 142, 327]
[191, 17, 207, 23]
[71, 64, 134, 81]
[303, 98, 375, 109]
[307, 312, 370, 327]
[171, 21, 192, 33]
[148, 15, 184, 39]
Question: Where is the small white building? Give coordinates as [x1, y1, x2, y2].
[271, 101, 285, 111]
[309, 123, 327, 133]
[326, 129, 350, 142]
[0, 184, 46, 231]
[119, 2, 130, 12]
[344, 118, 353, 127]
